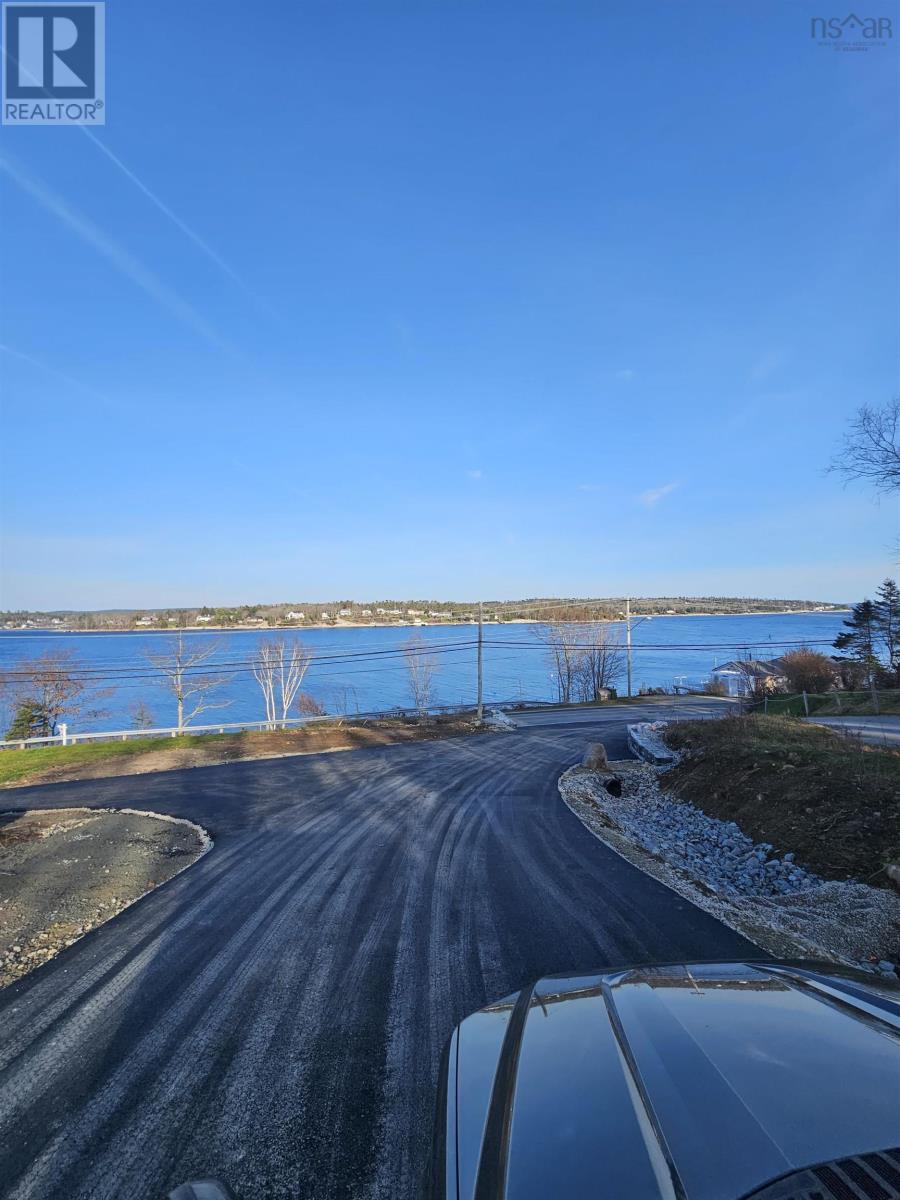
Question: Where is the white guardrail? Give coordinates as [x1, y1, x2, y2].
[0, 699, 542, 751]
[0, 715, 337, 750]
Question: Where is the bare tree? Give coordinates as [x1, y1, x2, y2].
[539, 621, 584, 704]
[574, 622, 625, 701]
[830, 399, 900, 494]
[1, 649, 113, 737]
[251, 637, 312, 726]
[404, 636, 437, 718]
[144, 634, 232, 733]
[129, 700, 156, 729]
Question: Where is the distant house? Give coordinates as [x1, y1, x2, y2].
[285, 610, 305, 621]
[135, 616, 155, 626]
[195, 614, 212, 623]
[710, 658, 787, 697]
[407, 608, 423, 616]
[320, 611, 330, 620]
[339, 608, 352, 617]
[361, 609, 372, 617]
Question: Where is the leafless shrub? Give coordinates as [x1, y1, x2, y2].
[404, 636, 438, 718]
[129, 700, 156, 729]
[779, 649, 838, 695]
[297, 691, 326, 716]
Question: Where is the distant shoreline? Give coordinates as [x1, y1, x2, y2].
[1, 609, 850, 635]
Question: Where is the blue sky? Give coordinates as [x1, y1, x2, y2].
[1, 0, 898, 609]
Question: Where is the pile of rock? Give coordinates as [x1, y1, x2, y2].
[560, 743, 900, 969]
[573, 761, 822, 901]
[483, 708, 517, 731]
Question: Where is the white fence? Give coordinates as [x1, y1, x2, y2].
[0, 714, 337, 750]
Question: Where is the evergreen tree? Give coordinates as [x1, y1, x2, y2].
[6, 699, 49, 740]
[874, 578, 900, 674]
[833, 599, 879, 684]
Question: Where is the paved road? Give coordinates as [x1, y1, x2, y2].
[0, 700, 755, 1200]
[808, 714, 900, 748]
[508, 696, 735, 729]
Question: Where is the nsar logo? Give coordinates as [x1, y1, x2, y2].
[810, 12, 893, 49]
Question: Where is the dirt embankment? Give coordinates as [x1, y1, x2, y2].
[663, 715, 900, 886]
[0, 808, 208, 988]
[0, 716, 485, 790]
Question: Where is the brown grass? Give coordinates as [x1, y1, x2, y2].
[664, 715, 900, 886]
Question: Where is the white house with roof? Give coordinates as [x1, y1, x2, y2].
[710, 658, 787, 697]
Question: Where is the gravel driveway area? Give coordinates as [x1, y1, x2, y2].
[0, 808, 209, 989]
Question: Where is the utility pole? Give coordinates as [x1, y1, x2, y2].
[625, 596, 633, 698]
[476, 601, 484, 720]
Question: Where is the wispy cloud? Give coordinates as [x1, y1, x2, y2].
[0, 153, 228, 350]
[639, 482, 679, 508]
[7, 49, 269, 317]
[616, 368, 636, 381]
[466, 468, 483, 480]
[0, 344, 116, 412]
[81, 132, 281, 323]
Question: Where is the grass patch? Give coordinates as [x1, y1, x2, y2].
[664, 715, 900, 885]
[0, 716, 482, 789]
[762, 690, 900, 718]
[0, 736, 216, 785]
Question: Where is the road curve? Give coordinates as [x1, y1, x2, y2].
[0, 701, 756, 1200]
[806, 714, 900, 748]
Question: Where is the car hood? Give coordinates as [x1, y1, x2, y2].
[441, 961, 900, 1200]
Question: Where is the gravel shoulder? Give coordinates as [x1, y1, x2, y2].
[0, 808, 210, 988]
[560, 760, 900, 967]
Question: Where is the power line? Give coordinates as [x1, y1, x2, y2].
[0, 641, 482, 683]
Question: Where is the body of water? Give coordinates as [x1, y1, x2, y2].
[0, 611, 848, 734]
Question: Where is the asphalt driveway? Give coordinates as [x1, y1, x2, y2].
[0, 700, 756, 1200]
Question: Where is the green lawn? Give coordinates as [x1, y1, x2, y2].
[762, 690, 900, 718]
[0, 735, 220, 786]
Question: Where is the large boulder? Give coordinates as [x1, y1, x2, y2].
[583, 742, 609, 770]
